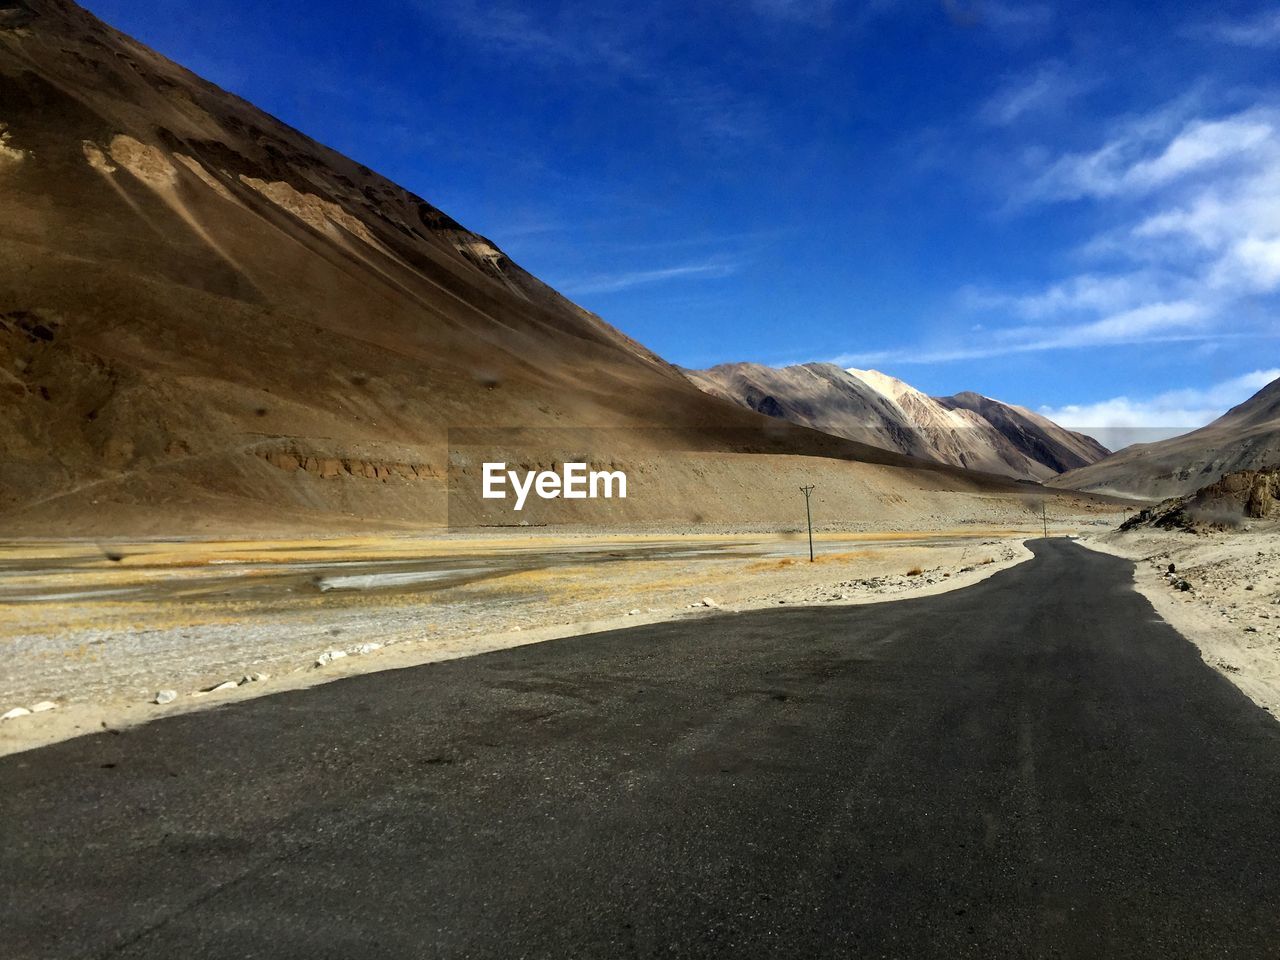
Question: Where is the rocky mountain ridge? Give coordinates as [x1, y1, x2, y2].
[685, 362, 1109, 482]
[1119, 465, 1279, 532]
[1050, 376, 1280, 500]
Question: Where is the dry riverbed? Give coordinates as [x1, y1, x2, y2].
[0, 525, 1083, 754]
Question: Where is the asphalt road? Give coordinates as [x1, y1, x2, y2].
[4, 539, 1280, 959]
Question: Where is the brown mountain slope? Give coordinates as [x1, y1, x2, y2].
[936, 391, 1110, 474]
[687, 363, 1108, 481]
[1050, 377, 1280, 500]
[682, 363, 936, 461]
[0, 0, 1098, 534]
[846, 369, 1089, 480]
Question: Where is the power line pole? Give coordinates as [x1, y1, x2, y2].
[800, 485, 815, 562]
[1042, 501, 1048, 539]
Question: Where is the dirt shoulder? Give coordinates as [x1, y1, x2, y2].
[1081, 527, 1280, 716]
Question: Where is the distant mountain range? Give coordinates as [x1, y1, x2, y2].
[1048, 376, 1280, 500]
[685, 363, 1110, 482]
[685, 360, 1280, 501]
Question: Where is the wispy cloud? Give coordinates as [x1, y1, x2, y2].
[1202, 9, 1280, 48]
[417, 0, 765, 148]
[597, 227, 794, 254]
[429, 0, 638, 73]
[1023, 109, 1280, 321]
[483, 217, 571, 240]
[942, 0, 1055, 41]
[960, 272, 1163, 320]
[559, 259, 738, 295]
[1024, 107, 1274, 203]
[837, 94, 1280, 367]
[978, 61, 1094, 126]
[979, 0, 1054, 32]
[831, 300, 1216, 366]
[1037, 368, 1280, 448]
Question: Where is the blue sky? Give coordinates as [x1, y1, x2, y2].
[83, 0, 1280, 439]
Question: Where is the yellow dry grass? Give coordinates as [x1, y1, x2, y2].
[745, 549, 878, 573]
[0, 526, 1031, 567]
[0, 529, 1041, 644]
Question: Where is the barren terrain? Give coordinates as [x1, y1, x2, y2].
[0, 517, 1140, 755]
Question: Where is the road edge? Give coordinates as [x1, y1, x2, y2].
[1077, 536, 1280, 719]
[0, 538, 1036, 758]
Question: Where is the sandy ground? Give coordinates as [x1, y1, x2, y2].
[0, 522, 1102, 755]
[1082, 525, 1280, 716]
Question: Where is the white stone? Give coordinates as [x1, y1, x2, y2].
[315, 649, 348, 667]
[701, 597, 720, 608]
[354, 642, 383, 656]
[30, 701, 58, 713]
[153, 689, 178, 705]
[1, 706, 31, 721]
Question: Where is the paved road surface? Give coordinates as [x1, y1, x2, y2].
[3, 539, 1279, 958]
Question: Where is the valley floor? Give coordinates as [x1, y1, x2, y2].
[0, 521, 1124, 755]
[9, 539, 1280, 958]
[1082, 526, 1280, 716]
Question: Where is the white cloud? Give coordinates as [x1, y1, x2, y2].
[560, 259, 737, 295]
[1040, 300, 1206, 346]
[1131, 162, 1280, 293]
[1227, 236, 1280, 289]
[1038, 368, 1280, 449]
[839, 97, 1280, 367]
[1027, 108, 1275, 203]
[1204, 10, 1280, 47]
[978, 61, 1093, 127]
[432, 0, 637, 73]
[963, 273, 1163, 320]
[831, 299, 1212, 366]
[1127, 117, 1271, 189]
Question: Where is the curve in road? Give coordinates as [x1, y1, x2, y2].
[3, 539, 1279, 958]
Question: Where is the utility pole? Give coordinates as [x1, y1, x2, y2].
[800, 485, 815, 562]
[1042, 501, 1048, 539]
